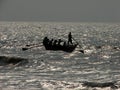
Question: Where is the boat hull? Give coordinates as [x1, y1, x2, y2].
[44, 43, 77, 52]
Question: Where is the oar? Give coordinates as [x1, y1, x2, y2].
[72, 37, 85, 53]
[22, 44, 42, 51]
[72, 37, 82, 48]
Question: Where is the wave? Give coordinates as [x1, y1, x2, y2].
[39, 80, 120, 90]
[82, 81, 118, 89]
[0, 56, 28, 66]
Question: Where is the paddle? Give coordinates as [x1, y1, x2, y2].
[22, 44, 42, 51]
[72, 37, 84, 53]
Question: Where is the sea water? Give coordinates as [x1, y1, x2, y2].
[0, 22, 120, 90]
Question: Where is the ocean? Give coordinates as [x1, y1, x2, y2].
[0, 22, 120, 90]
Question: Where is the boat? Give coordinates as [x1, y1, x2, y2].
[43, 37, 78, 52]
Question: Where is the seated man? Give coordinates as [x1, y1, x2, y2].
[43, 37, 49, 45]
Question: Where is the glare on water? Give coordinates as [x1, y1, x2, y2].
[0, 22, 120, 90]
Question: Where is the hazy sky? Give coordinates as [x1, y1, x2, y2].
[0, 0, 120, 22]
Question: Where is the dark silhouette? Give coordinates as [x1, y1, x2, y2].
[53, 40, 58, 46]
[49, 39, 54, 45]
[68, 32, 73, 44]
[63, 41, 67, 47]
[58, 39, 62, 45]
[43, 37, 77, 52]
[43, 37, 49, 45]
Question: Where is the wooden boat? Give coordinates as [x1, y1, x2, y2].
[43, 37, 78, 52]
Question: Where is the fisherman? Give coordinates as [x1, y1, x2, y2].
[53, 40, 58, 46]
[43, 37, 49, 45]
[49, 39, 54, 45]
[63, 41, 67, 47]
[58, 39, 62, 45]
[68, 32, 73, 44]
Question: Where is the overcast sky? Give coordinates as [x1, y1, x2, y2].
[0, 0, 120, 22]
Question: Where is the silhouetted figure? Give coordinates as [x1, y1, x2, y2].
[49, 39, 54, 45]
[53, 40, 57, 46]
[68, 32, 73, 44]
[58, 39, 62, 45]
[63, 41, 67, 47]
[43, 37, 49, 45]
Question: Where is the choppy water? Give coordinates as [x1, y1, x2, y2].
[0, 22, 120, 90]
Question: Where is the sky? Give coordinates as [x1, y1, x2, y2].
[0, 0, 120, 22]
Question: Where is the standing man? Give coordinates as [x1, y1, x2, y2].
[68, 32, 73, 44]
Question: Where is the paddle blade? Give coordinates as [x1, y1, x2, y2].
[22, 48, 28, 51]
[79, 50, 84, 54]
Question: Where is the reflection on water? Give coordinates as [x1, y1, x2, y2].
[0, 22, 120, 90]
